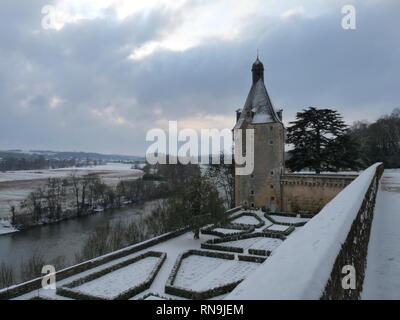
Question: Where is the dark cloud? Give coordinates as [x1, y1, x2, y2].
[0, 0, 399, 154]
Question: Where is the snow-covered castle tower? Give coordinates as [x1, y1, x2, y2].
[234, 57, 285, 211]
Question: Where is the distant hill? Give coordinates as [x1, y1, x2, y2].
[0, 149, 145, 162]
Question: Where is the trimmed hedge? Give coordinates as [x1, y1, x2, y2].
[165, 250, 248, 300]
[247, 249, 269, 257]
[201, 243, 244, 253]
[238, 255, 267, 263]
[200, 223, 254, 238]
[229, 212, 265, 229]
[56, 251, 166, 300]
[262, 225, 295, 236]
[201, 232, 285, 254]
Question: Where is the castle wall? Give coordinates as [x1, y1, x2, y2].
[280, 174, 358, 214]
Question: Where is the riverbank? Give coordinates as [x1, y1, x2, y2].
[0, 218, 18, 235]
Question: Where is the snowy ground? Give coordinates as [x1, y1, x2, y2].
[231, 215, 260, 225]
[12, 208, 309, 300]
[174, 255, 259, 291]
[362, 169, 400, 299]
[220, 236, 283, 252]
[267, 215, 310, 224]
[0, 163, 143, 219]
[265, 224, 290, 232]
[212, 228, 244, 235]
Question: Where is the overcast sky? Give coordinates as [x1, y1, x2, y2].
[0, 0, 399, 155]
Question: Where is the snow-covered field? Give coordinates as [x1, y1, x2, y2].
[0, 163, 143, 219]
[74, 256, 159, 299]
[231, 215, 260, 225]
[0, 163, 141, 183]
[212, 228, 243, 234]
[266, 224, 290, 232]
[174, 255, 259, 291]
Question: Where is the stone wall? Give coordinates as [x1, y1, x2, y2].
[281, 174, 358, 214]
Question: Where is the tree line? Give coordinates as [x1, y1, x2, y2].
[286, 107, 400, 173]
[0, 155, 106, 172]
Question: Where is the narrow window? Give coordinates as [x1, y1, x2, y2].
[251, 203, 255, 208]
[250, 190, 254, 195]
[270, 170, 274, 176]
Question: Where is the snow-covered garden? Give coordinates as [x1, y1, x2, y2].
[6, 208, 310, 300]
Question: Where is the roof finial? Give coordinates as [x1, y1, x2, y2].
[257, 48, 259, 60]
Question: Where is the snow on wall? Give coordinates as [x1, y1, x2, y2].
[226, 163, 382, 300]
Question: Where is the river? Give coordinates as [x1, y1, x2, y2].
[0, 200, 161, 281]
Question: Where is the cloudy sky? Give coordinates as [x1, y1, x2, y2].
[0, 0, 399, 155]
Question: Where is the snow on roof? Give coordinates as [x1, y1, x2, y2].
[226, 163, 382, 300]
[234, 79, 281, 129]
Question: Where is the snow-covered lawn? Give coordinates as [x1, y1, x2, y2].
[268, 215, 310, 224]
[174, 255, 259, 291]
[0, 163, 141, 183]
[73, 256, 159, 299]
[218, 236, 283, 252]
[212, 228, 244, 235]
[231, 215, 260, 225]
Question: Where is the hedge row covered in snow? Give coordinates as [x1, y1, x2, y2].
[201, 232, 285, 254]
[227, 163, 384, 300]
[230, 212, 266, 228]
[200, 223, 255, 238]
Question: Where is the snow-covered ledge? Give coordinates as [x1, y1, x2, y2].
[227, 163, 384, 300]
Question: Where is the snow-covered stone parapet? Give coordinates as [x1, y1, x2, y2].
[226, 163, 384, 300]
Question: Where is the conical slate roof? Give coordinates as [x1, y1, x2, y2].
[234, 62, 281, 129]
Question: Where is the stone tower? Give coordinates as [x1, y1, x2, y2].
[234, 57, 285, 211]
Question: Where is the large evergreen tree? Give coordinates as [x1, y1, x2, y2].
[286, 107, 362, 173]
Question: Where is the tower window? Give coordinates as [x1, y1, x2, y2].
[250, 190, 254, 195]
[270, 184, 274, 189]
[251, 203, 255, 208]
[271, 196, 275, 201]
[251, 174, 254, 179]
[270, 126, 273, 131]
[269, 140, 274, 145]
[270, 170, 274, 176]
